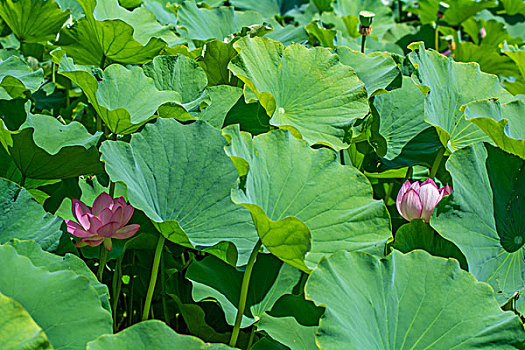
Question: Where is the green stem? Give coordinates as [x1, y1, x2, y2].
[97, 245, 108, 281]
[142, 235, 165, 321]
[429, 147, 445, 179]
[100, 54, 106, 70]
[160, 254, 170, 324]
[128, 251, 135, 326]
[112, 254, 124, 331]
[247, 323, 257, 349]
[360, 35, 367, 53]
[384, 182, 395, 204]
[339, 150, 345, 165]
[229, 240, 262, 348]
[96, 114, 102, 132]
[435, 26, 440, 51]
[397, 0, 402, 21]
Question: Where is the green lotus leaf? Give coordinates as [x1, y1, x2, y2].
[0, 291, 52, 350]
[432, 143, 525, 312]
[415, 0, 497, 26]
[0, 107, 103, 179]
[57, 0, 177, 66]
[177, 1, 264, 42]
[478, 10, 525, 42]
[58, 55, 179, 135]
[228, 36, 368, 151]
[100, 119, 258, 265]
[0, 0, 69, 44]
[0, 56, 43, 99]
[464, 98, 525, 159]
[186, 254, 300, 327]
[374, 76, 428, 161]
[6, 239, 110, 312]
[305, 21, 336, 48]
[393, 219, 468, 270]
[0, 243, 113, 350]
[257, 313, 317, 350]
[198, 40, 240, 86]
[229, 0, 306, 18]
[265, 24, 308, 46]
[305, 250, 525, 349]
[143, 0, 178, 26]
[225, 126, 391, 271]
[337, 47, 400, 97]
[333, 0, 395, 39]
[454, 42, 521, 77]
[408, 42, 513, 151]
[503, 43, 525, 81]
[0, 179, 62, 250]
[501, 0, 525, 15]
[87, 320, 234, 350]
[143, 55, 242, 127]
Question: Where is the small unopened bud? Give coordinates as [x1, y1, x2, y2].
[437, 2, 449, 19]
[359, 11, 375, 36]
[479, 27, 486, 40]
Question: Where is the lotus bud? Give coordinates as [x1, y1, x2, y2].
[396, 179, 452, 223]
[359, 11, 375, 36]
[479, 27, 486, 40]
[65, 192, 140, 251]
[437, 2, 449, 19]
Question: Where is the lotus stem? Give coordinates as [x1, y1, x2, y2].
[430, 146, 446, 179]
[246, 323, 257, 349]
[142, 235, 165, 321]
[361, 35, 367, 53]
[112, 254, 124, 331]
[97, 245, 108, 281]
[229, 239, 262, 348]
[339, 150, 345, 165]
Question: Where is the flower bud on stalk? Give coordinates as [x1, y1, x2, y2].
[396, 179, 452, 223]
[358, 11, 375, 36]
[437, 2, 449, 19]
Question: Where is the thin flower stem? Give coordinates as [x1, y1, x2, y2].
[246, 323, 257, 349]
[97, 245, 108, 281]
[112, 254, 124, 331]
[361, 35, 367, 53]
[430, 146, 446, 179]
[229, 239, 262, 348]
[339, 150, 345, 165]
[142, 235, 165, 321]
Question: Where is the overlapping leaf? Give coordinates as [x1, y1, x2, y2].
[432, 143, 525, 312]
[306, 250, 525, 349]
[228, 36, 368, 151]
[0, 56, 43, 99]
[225, 127, 391, 271]
[100, 119, 258, 265]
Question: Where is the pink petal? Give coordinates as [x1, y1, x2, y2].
[97, 221, 122, 237]
[80, 237, 104, 247]
[440, 183, 452, 196]
[121, 204, 134, 225]
[98, 208, 114, 225]
[92, 192, 113, 216]
[72, 199, 91, 223]
[396, 180, 412, 215]
[399, 189, 423, 221]
[409, 181, 421, 192]
[419, 181, 442, 223]
[79, 213, 103, 234]
[66, 220, 95, 238]
[114, 224, 140, 239]
[110, 206, 124, 225]
[421, 178, 438, 189]
[103, 238, 113, 251]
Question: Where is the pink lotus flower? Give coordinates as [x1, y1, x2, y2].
[65, 192, 140, 251]
[396, 179, 452, 223]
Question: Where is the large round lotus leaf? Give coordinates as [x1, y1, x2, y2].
[0, 179, 62, 251]
[100, 119, 258, 265]
[374, 76, 430, 161]
[336, 47, 400, 97]
[464, 98, 525, 160]
[6, 239, 110, 312]
[414, 0, 497, 26]
[454, 42, 521, 77]
[225, 126, 391, 271]
[0, 110, 104, 179]
[229, 0, 306, 18]
[87, 320, 234, 350]
[58, 56, 179, 135]
[0, 0, 69, 44]
[0, 291, 52, 350]
[0, 243, 113, 350]
[432, 143, 525, 312]
[178, 1, 264, 41]
[56, 0, 176, 66]
[186, 254, 300, 327]
[305, 250, 525, 349]
[408, 42, 513, 152]
[0, 56, 43, 99]
[228, 36, 368, 151]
